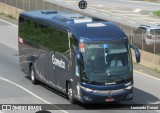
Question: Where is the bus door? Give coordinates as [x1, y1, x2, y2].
[53, 52, 71, 93]
[71, 55, 81, 99]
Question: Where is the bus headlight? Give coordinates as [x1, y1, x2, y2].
[82, 87, 93, 92]
[78, 84, 93, 92]
[125, 85, 132, 90]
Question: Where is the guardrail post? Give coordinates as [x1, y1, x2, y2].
[130, 29, 133, 45]
[154, 34, 156, 54]
[142, 32, 144, 50]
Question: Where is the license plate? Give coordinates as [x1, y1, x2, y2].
[105, 98, 114, 102]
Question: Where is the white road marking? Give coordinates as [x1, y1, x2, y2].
[0, 76, 68, 113]
[0, 19, 18, 27]
[128, 21, 136, 24]
[64, 0, 77, 3]
[123, 14, 149, 16]
[134, 70, 160, 81]
[66, 2, 74, 5]
[89, 5, 116, 8]
[133, 8, 142, 13]
[149, 22, 160, 24]
[88, 7, 105, 12]
[89, 10, 97, 13]
[139, 18, 160, 21]
[109, 10, 131, 13]
[97, 5, 105, 7]
[0, 111, 4, 113]
[56, 0, 63, 2]
[101, 13, 110, 16]
[112, 16, 121, 20]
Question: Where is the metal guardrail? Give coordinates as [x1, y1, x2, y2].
[0, 0, 160, 54]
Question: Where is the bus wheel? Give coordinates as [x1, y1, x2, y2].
[68, 83, 76, 104]
[30, 65, 39, 85]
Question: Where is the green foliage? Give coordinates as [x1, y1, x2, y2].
[0, 12, 5, 16]
[7, 14, 16, 19]
[153, 10, 160, 17]
[153, 68, 160, 73]
[132, 61, 136, 65]
[0, 12, 16, 19]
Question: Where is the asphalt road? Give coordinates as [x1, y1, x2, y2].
[72, 0, 160, 11]
[0, 19, 160, 113]
[45, 0, 160, 28]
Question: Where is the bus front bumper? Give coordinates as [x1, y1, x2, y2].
[79, 87, 133, 103]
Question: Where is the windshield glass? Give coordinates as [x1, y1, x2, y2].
[82, 42, 132, 83]
[150, 29, 160, 35]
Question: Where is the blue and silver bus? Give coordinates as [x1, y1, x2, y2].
[18, 10, 140, 104]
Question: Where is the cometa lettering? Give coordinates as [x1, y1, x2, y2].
[52, 55, 65, 69]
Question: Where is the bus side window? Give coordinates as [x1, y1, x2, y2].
[20, 18, 33, 43]
[19, 17, 25, 36]
[19, 17, 24, 23]
[52, 27, 71, 59]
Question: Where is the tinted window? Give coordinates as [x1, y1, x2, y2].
[136, 27, 146, 34]
[150, 29, 160, 35]
[82, 43, 131, 83]
[19, 17, 69, 53]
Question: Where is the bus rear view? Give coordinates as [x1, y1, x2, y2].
[18, 10, 140, 104]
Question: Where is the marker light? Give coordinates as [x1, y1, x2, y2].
[18, 37, 24, 44]
[103, 44, 108, 48]
[79, 43, 85, 48]
[79, 43, 85, 52]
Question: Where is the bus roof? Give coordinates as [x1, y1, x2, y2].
[20, 10, 127, 42]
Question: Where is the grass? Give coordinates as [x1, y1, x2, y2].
[152, 68, 160, 73]
[152, 10, 160, 17]
[133, 61, 136, 65]
[0, 12, 5, 16]
[7, 14, 16, 19]
[0, 12, 16, 19]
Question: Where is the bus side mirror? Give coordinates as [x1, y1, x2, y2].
[73, 45, 83, 66]
[130, 45, 140, 63]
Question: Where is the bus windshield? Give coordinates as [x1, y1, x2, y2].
[82, 42, 132, 83]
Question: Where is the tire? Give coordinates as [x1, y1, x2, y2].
[30, 65, 39, 85]
[68, 83, 76, 104]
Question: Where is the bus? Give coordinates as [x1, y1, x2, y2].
[18, 10, 140, 104]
